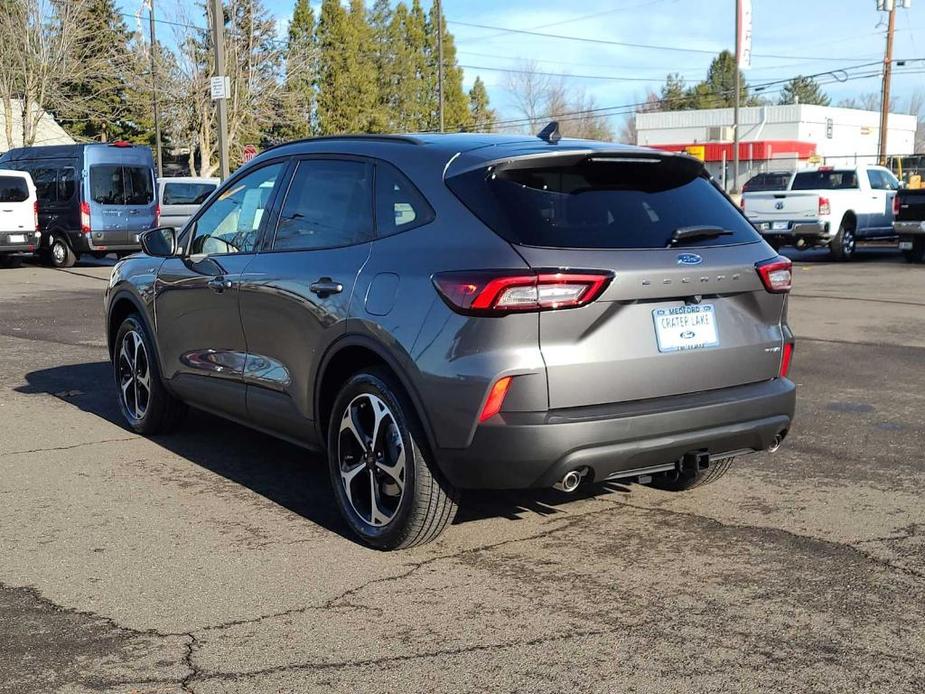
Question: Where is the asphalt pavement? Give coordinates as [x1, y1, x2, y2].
[0, 249, 923, 693]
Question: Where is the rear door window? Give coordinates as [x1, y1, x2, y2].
[31, 168, 58, 203]
[162, 182, 216, 206]
[58, 168, 76, 201]
[0, 176, 29, 203]
[792, 170, 858, 190]
[90, 165, 154, 205]
[447, 156, 760, 249]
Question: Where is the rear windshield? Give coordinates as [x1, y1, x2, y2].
[0, 176, 28, 203]
[743, 173, 790, 192]
[447, 156, 761, 249]
[162, 182, 216, 206]
[792, 170, 858, 190]
[90, 165, 154, 205]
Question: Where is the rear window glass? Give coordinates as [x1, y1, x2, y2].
[91, 165, 154, 205]
[792, 170, 858, 190]
[743, 173, 790, 192]
[0, 176, 29, 203]
[447, 157, 761, 249]
[163, 182, 216, 206]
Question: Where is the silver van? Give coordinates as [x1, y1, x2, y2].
[157, 177, 219, 231]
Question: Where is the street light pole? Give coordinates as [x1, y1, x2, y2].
[210, 0, 230, 180]
[148, 0, 163, 178]
[878, 1, 897, 165]
[733, 0, 741, 193]
[436, 0, 444, 133]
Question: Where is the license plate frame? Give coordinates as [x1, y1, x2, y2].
[652, 304, 720, 353]
[899, 240, 913, 250]
[771, 221, 789, 231]
[7, 234, 26, 244]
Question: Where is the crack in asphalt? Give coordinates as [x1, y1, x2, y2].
[180, 632, 201, 694]
[1, 436, 139, 457]
[605, 498, 925, 581]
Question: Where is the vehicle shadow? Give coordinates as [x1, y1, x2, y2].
[18, 361, 634, 538]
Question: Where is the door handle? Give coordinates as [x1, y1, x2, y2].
[208, 276, 233, 293]
[310, 278, 344, 297]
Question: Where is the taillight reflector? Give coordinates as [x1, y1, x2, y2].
[892, 195, 900, 217]
[818, 196, 831, 216]
[756, 256, 792, 293]
[779, 342, 794, 378]
[33, 200, 39, 231]
[155, 204, 161, 228]
[80, 201, 91, 234]
[433, 270, 613, 315]
[479, 376, 513, 423]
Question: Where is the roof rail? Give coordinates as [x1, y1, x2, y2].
[260, 134, 424, 155]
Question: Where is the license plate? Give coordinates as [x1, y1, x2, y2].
[8, 234, 25, 243]
[771, 221, 789, 230]
[653, 304, 719, 353]
[899, 241, 913, 250]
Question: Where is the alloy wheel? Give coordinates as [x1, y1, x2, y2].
[118, 330, 151, 420]
[842, 228, 855, 257]
[337, 393, 406, 527]
[52, 241, 66, 264]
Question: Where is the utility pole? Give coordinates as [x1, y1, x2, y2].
[210, 0, 230, 180]
[878, 0, 898, 165]
[436, 0, 444, 132]
[148, 0, 163, 178]
[733, 0, 741, 193]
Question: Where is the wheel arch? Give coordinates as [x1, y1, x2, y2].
[107, 290, 158, 364]
[314, 334, 437, 455]
[840, 210, 858, 230]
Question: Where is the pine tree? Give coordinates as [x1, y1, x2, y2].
[425, 2, 471, 131]
[316, 0, 378, 134]
[468, 76, 495, 132]
[278, 0, 316, 141]
[660, 73, 689, 110]
[779, 76, 830, 106]
[55, 0, 134, 141]
[407, 0, 431, 130]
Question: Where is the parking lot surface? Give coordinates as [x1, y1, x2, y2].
[1, 250, 923, 693]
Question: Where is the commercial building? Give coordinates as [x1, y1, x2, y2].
[0, 99, 74, 154]
[635, 104, 917, 190]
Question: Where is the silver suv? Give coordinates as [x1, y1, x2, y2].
[105, 129, 796, 549]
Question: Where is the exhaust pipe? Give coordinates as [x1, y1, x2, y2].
[768, 431, 786, 453]
[554, 470, 583, 493]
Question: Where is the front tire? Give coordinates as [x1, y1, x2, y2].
[327, 369, 457, 550]
[902, 237, 925, 263]
[829, 222, 856, 261]
[112, 314, 186, 434]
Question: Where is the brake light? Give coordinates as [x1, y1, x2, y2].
[818, 196, 830, 216]
[756, 256, 792, 293]
[479, 376, 513, 422]
[33, 200, 39, 231]
[779, 342, 794, 378]
[433, 270, 613, 314]
[818, 166, 833, 172]
[80, 201, 91, 234]
[155, 204, 160, 228]
[111, 140, 131, 148]
[893, 194, 901, 217]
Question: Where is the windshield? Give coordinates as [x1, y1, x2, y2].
[447, 157, 761, 249]
[792, 170, 858, 190]
[90, 165, 154, 205]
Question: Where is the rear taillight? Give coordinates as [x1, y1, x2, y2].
[433, 270, 613, 315]
[756, 256, 792, 293]
[479, 376, 513, 422]
[779, 342, 794, 378]
[155, 204, 160, 228]
[892, 195, 900, 217]
[818, 196, 830, 216]
[80, 201, 91, 234]
[33, 201, 39, 231]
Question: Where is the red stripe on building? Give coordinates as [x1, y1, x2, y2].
[650, 140, 817, 162]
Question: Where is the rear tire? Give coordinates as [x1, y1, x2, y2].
[327, 368, 457, 550]
[48, 234, 77, 268]
[648, 456, 736, 492]
[112, 314, 187, 435]
[829, 222, 856, 262]
[902, 237, 925, 263]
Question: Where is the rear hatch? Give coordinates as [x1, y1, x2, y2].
[0, 174, 34, 235]
[447, 151, 787, 409]
[88, 161, 157, 242]
[896, 189, 925, 222]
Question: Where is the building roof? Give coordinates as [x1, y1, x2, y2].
[0, 100, 75, 153]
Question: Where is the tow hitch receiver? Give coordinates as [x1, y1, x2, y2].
[679, 451, 711, 473]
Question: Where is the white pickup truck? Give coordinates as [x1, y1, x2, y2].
[742, 164, 900, 261]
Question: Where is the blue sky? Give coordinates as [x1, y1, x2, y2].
[122, 0, 925, 125]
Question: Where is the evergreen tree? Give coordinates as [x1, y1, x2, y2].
[407, 0, 431, 130]
[426, 1, 471, 131]
[468, 76, 495, 132]
[278, 0, 316, 141]
[660, 73, 689, 110]
[779, 75, 830, 106]
[55, 0, 134, 141]
[687, 50, 753, 109]
[316, 0, 378, 134]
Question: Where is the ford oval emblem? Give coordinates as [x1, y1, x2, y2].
[680, 330, 696, 339]
[677, 253, 703, 266]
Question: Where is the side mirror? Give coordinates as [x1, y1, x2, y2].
[140, 227, 178, 257]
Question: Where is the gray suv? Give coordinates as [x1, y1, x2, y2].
[104, 130, 796, 549]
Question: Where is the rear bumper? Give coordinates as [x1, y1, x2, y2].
[78, 230, 144, 252]
[751, 220, 829, 240]
[894, 221, 925, 237]
[0, 231, 40, 253]
[436, 378, 796, 489]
